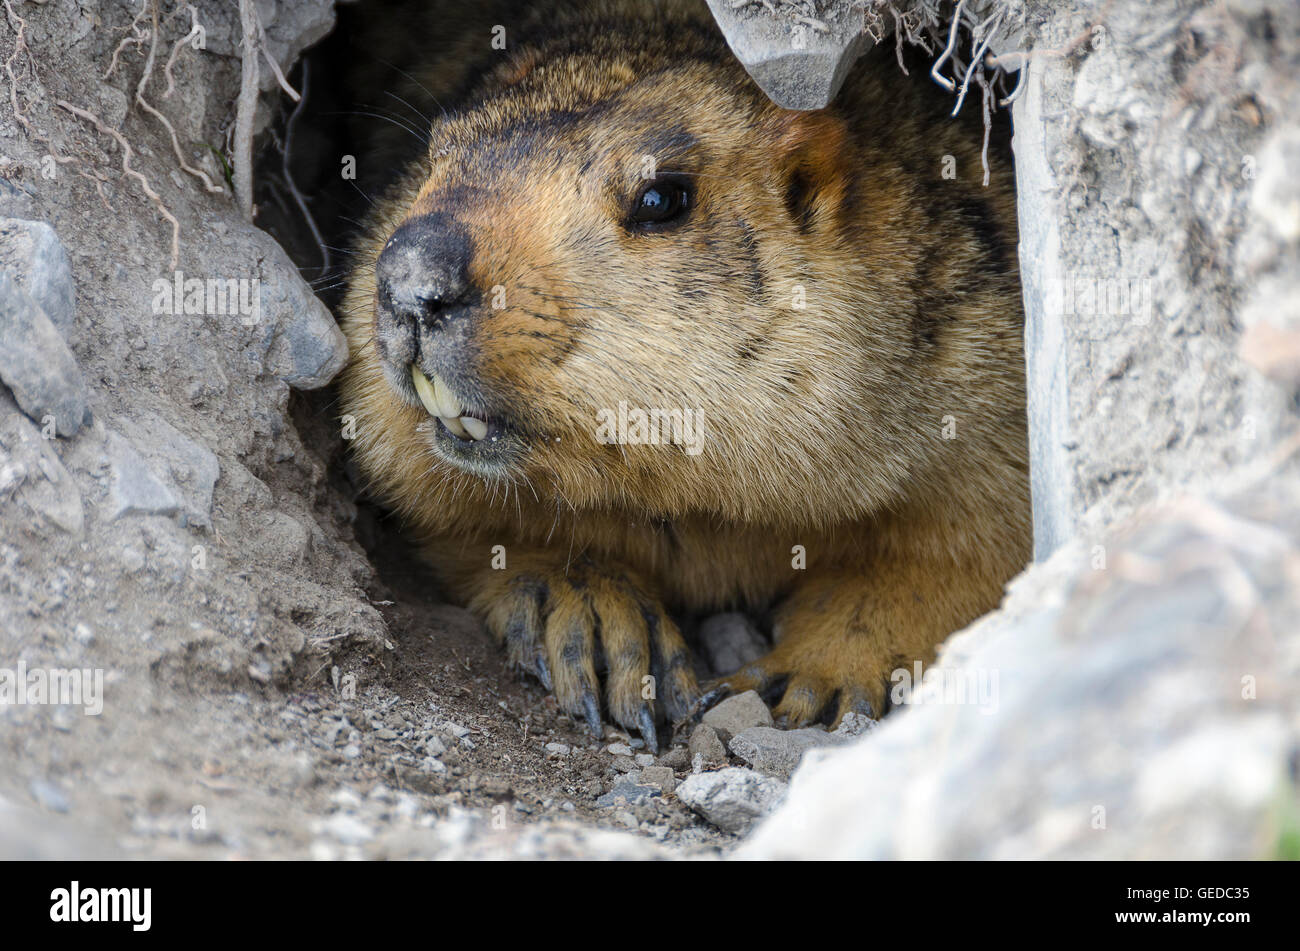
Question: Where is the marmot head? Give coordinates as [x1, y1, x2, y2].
[339, 2, 1018, 531]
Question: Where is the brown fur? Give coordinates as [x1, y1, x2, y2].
[337, 0, 1030, 738]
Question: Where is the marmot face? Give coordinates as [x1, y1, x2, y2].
[346, 32, 951, 529]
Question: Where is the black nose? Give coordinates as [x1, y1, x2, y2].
[375, 215, 474, 331]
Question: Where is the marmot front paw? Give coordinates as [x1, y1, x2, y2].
[464, 555, 700, 749]
[721, 637, 889, 729]
[717, 571, 939, 727]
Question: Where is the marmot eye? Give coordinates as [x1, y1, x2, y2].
[630, 178, 690, 228]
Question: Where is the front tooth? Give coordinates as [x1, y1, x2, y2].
[433, 374, 463, 418]
[440, 416, 470, 439]
[410, 365, 440, 417]
[460, 416, 488, 440]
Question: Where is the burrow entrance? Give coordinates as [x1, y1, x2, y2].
[250, 0, 1022, 841]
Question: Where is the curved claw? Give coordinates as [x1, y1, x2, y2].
[636, 705, 658, 753]
[581, 692, 603, 738]
[534, 650, 552, 691]
[688, 684, 730, 723]
[836, 688, 875, 723]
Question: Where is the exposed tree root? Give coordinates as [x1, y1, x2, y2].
[57, 98, 181, 269]
[133, 0, 224, 194]
[234, 0, 260, 220]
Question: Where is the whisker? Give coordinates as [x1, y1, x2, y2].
[382, 88, 435, 130]
[370, 54, 450, 123]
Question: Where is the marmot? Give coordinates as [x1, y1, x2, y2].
[337, 0, 1030, 748]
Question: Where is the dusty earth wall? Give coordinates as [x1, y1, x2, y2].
[0, 0, 1297, 860]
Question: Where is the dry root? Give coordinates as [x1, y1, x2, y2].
[856, 0, 1031, 185]
[57, 98, 181, 268]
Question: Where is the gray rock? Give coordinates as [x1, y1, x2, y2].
[596, 781, 659, 808]
[639, 765, 677, 795]
[0, 459, 21, 493]
[688, 723, 727, 767]
[701, 690, 773, 742]
[19, 457, 83, 535]
[104, 431, 179, 520]
[257, 1, 337, 96]
[834, 711, 876, 737]
[0, 273, 88, 437]
[256, 240, 348, 390]
[1, 396, 84, 534]
[0, 218, 76, 338]
[657, 746, 690, 770]
[703, 0, 874, 110]
[117, 413, 219, 529]
[1013, 0, 1300, 559]
[270, 296, 349, 389]
[676, 767, 786, 834]
[742, 493, 1300, 859]
[729, 726, 851, 781]
[697, 612, 767, 676]
[118, 545, 146, 573]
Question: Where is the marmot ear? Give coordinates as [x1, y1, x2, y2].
[499, 48, 542, 86]
[769, 110, 853, 234]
